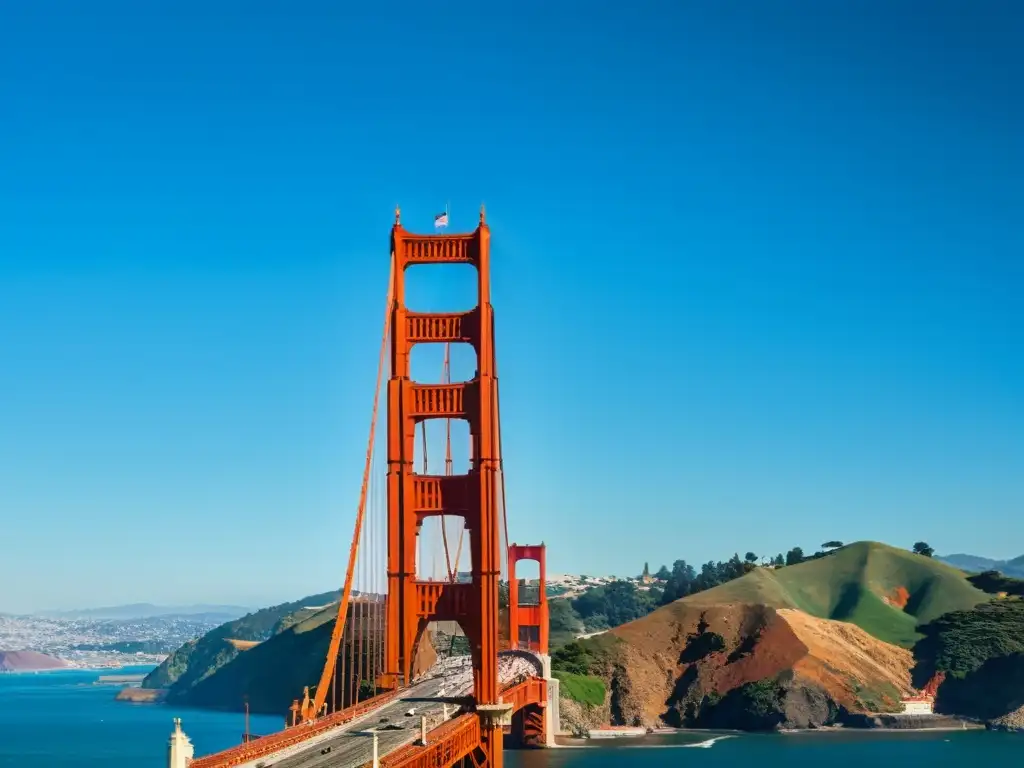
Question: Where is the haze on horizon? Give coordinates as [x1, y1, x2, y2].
[0, 1, 1021, 615]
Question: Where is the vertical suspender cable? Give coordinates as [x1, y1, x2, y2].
[370, 458, 377, 689]
[308, 252, 395, 718]
[491, 313, 511, 574]
[439, 342, 456, 582]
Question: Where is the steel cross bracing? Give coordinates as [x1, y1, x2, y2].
[183, 211, 552, 768]
[383, 207, 507, 765]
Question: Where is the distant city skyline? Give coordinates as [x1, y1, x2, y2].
[1, 2, 1021, 614]
[7, 545, 1023, 616]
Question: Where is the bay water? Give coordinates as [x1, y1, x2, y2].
[0, 667, 1018, 766]
[0, 666, 280, 767]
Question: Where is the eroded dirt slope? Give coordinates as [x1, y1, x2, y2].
[779, 608, 913, 709]
[594, 602, 913, 729]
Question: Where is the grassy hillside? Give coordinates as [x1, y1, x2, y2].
[681, 542, 988, 646]
[143, 590, 339, 690]
[177, 605, 340, 714]
[553, 671, 606, 707]
[153, 598, 438, 715]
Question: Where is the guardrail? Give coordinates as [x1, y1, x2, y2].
[363, 676, 549, 768]
[190, 673, 548, 768]
[376, 714, 481, 768]
[189, 690, 398, 768]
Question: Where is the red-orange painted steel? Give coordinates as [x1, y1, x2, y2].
[189, 212, 539, 768]
[188, 691, 397, 768]
[501, 677, 547, 716]
[385, 211, 506, 766]
[376, 713, 481, 768]
[369, 678, 547, 768]
[507, 545, 549, 654]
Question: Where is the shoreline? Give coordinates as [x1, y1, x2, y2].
[1, 663, 157, 676]
[551, 724, 1003, 750]
[780, 724, 984, 734]
[557, 721, 986, 742]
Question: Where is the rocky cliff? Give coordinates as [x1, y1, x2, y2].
[584, 602, 914, 731]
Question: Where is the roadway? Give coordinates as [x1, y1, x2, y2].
[233, 654, 540, 768]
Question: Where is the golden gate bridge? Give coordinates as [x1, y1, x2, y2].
[168, 207, 556, 768]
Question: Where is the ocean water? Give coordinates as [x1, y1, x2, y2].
[509, 730, 1022, 767]
[0, 669, 1019, 766]
[0, 667, 281, 767]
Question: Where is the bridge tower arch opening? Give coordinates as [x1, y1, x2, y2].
[171, 210, 555, 768]
[385, 207, 508, 764]
[507, 545, 549, 655]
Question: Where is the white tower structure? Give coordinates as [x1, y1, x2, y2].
[168, 717, 194, 768]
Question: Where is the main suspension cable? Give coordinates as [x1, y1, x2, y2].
[308, 251, 395, 719]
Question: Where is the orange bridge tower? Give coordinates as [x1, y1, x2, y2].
[508, 544, 549, 654]
[384, 206, 508, 764]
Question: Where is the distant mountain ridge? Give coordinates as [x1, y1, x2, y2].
[36, 603, 255, 620]
[939, 554, 1024, 578]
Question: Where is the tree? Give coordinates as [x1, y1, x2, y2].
[744, 552, 759, 564]
[725, 553, 746, 580]
[655, 565, 671, 580]
[642, 562, 650, 578]
[548, 597, 584, 636]
[571, 581, 658, 628]
[785, 547, 805, 566]
[913, 542, 935, 558]
[551, 642, 592, 676]
[661, 559, 696, 604]
[822, 541, 844, 549]
[773, 554, 785, 566]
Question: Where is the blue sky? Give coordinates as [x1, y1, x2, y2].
[1, 1, 1021, 613]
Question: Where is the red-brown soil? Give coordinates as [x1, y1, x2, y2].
[225, 639, 261, 651]
[593, 602, 913, 728]
[884, 586, 911, 610]
[0, 650, 68, 672]
[116, 687, 168, 702]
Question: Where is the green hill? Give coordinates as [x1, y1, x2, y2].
[145, 595, 439, 715]
[681, 541, 989, 646]
[142, 590, 339, 691]
[176, 604, 341, 714]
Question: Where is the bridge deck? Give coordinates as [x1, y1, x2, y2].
[231, 654, 541, 768]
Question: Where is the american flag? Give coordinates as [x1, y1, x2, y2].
[434, 212, 449, 229]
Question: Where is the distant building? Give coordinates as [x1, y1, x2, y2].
[641, 563, 653, 584]
[900, 697, 934, 715]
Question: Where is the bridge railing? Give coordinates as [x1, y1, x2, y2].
[374, 713, 481, 768]
[500, 677, 547, 713]
[189, 690, 398, 768]
[364, 676, 548, 768]
[189, 672, 548, 768]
